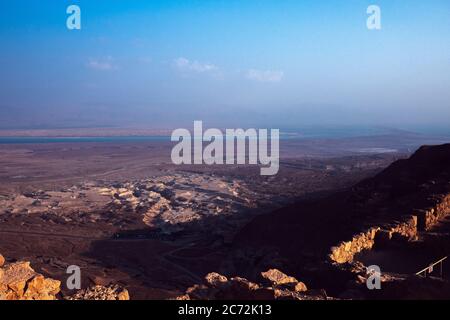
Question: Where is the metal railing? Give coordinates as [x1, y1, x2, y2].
[415, 256, 447, 278]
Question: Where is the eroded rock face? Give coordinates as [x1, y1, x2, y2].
[0, 260, 61, 300]
[66, 284, 130, 300]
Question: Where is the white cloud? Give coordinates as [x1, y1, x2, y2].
[246, 69, 284, 83]
[87, 56, 118, 71]
[174, 57, 218, 73]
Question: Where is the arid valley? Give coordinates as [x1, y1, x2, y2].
[1, 132, 450, 300]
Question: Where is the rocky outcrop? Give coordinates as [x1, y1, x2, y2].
[0, 253, 130, 300]
[66, 284, 130, 300]
[0, 260, 61, 300]
[177, 270, 327, 300]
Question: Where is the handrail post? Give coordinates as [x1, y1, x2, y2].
[415, 256, 447, 279]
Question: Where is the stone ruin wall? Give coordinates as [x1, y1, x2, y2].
[329, 194, 450, 264]
[416, 194, 450, 231]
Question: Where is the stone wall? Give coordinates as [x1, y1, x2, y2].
[329, 194, 450, 264]
[329, 227, 379, 264]
[374, 215, 418, 246]
[416, 194, 450, 231]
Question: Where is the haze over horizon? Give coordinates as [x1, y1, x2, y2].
[0, 0, 449, 133]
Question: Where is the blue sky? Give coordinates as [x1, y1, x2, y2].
[0, 0, 449, 130]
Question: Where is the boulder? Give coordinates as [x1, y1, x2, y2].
[0, 261, 61, 300]
[205, 272, 228, 288]
[261, 269, 298, 286]
[22, 275, 61, 300]
[294, 282, 308, 292]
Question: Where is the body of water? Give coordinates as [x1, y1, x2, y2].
[0, 136, 171, 144]
[0, 133, 313, 144]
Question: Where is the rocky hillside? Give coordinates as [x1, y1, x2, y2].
[231, 144, 450, 294]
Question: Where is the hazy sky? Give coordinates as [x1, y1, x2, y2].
[0, 0, 449, 130]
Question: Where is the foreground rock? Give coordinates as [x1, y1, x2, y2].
[0, 260, 61, 300]
[66, 284, 130, 300]
[177, 270, 328, 300]
[0, 253, 130, 300]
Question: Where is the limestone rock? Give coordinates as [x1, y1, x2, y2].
[23, 275, 61, 300]
[0, 254, 130, 301]
[0, 260, 61, 300]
